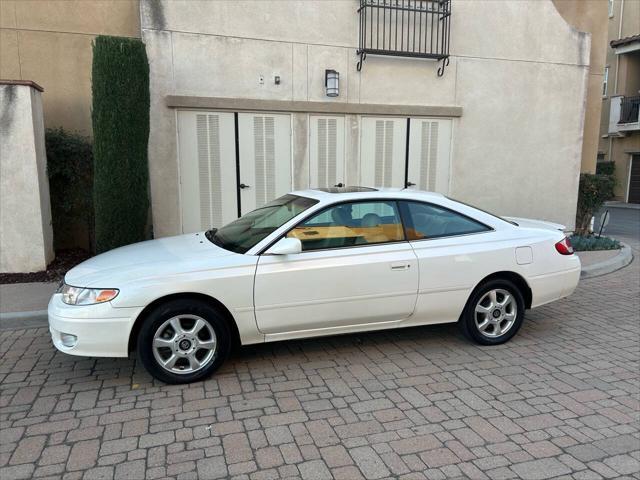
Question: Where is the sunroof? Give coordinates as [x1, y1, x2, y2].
[313, 186, 378, 193]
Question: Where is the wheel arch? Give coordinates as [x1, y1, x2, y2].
[473, 271, 533, 309]
[127, 292, 242, 354]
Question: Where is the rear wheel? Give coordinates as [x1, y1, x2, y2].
[459, 279, 525, 345]
[137, 299, 231, 384]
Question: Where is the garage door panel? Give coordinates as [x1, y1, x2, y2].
[310, 115, 345, 188]
[177, 110, 237, 233]
[407, 118, 452, 194]
[238, 113, 292, 214]
[629, 155, 640, 204]
[359, 117, 407, 188]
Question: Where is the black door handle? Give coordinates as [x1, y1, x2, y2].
[334, 182, 344, 188]
[239, 183, 250, 189]
[405, 181, 416, 187]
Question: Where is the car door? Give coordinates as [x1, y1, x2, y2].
[253, 200, 419, 335]
[399, 200, 495, 324]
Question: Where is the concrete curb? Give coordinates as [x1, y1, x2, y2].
[0, 310, 48, 330]
[580, 243, 633, 279]
[0, 244, 634, 330]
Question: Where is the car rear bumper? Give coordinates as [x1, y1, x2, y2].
[48, 294, 139, 357]
[529, 260, 581, 308]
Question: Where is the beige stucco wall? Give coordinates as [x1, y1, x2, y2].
[142, 0, 590, 234]
[552, 0, 608, 174]
[0, 0, 140, 135]
[0, 83, 54, 273]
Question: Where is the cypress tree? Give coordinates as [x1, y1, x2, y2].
[92, 36, 150, 253]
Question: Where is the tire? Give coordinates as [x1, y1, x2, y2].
[459, 278, 525, 346]
[137, 299, 231, 384]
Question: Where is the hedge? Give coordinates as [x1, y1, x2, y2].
[569, 234, 620, 251]
[45, 128, 94, 251]
[596, 161, 615, 176]
[92, 36, 150, 253]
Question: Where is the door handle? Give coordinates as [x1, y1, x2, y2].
[334, 182, 344, 188]
[239, 183, 250, 189]
[390, 262, 410, 271]
[405, 181, 416, 187]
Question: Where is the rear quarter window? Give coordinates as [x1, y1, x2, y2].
[400, 201, 491, 240]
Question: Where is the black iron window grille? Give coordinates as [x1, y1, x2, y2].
[619, 95, 640, 125]
[357, 0, 451, 76]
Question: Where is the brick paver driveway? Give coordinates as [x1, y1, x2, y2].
[1, 260, 639, 479]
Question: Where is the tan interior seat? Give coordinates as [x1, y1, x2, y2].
[360, 213, 388, 243]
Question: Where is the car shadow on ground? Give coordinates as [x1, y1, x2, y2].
[234, 321, 462, 359]
[83, 304, 561, 387]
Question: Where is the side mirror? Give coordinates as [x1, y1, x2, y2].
[266, 237, 302, 255]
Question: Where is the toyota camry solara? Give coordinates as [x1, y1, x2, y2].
[49, 187, 581, 383]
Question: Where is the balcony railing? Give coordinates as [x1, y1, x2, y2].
[356, 0, 451, 76]
[609, 95, 640, 134]
[619, 95, 640, 124]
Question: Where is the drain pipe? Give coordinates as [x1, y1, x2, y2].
[614, 0, 624, 95]
[608, 0, 625, 161]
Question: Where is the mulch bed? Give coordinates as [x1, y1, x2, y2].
[0, 249, 91, 284]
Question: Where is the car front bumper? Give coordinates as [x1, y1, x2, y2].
[48, 294, 141, 357]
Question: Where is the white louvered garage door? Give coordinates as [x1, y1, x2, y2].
[406, 118, 452, 194]
[237, 113, 292, 215]
[309, 115, 345, 188]
[359, 117, 407, 188]
[177, 110, 237, 233]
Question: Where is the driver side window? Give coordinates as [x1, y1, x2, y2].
[287, 201, 405, 251]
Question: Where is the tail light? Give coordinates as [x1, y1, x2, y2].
[555, 237, 574, 255]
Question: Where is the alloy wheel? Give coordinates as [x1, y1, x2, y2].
[152, 314, 217, 374]
[474, 288, 517, 339]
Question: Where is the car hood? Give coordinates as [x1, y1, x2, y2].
[503, 217, 566, 232]
[65, 233, 236, 287]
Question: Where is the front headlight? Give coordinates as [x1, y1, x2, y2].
[60, 284, 119, 305]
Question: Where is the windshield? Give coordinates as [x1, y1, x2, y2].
[207, 194, 318, 254]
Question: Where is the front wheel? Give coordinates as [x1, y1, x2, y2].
[459, 279, 525, 345]
[137, 299, 231, 384]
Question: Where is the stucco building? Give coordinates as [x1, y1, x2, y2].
[0, 0, 139, 135]
[1, 0, 608, 242]
[142, 0, 603, 235]
[553, 0, 608, 175]
[598, 0, 640, 203]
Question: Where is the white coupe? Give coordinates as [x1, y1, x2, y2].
[49, 187, 581, 383]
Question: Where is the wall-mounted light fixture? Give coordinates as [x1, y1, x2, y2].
[325, 69, 339, 97]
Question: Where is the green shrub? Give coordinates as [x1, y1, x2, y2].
[92, 36, 150, 253]
[595, 161, 615, 176]
[45, 128, 94, 251]
[574, 173, 615, 236]
[569, 234, 620, 251]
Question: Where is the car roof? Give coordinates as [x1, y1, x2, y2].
[290, 186, 447, 203]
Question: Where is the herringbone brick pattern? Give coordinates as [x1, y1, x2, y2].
[1, 260, 638, 479]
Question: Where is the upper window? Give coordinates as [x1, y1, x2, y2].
[603, 66, 609, 97]
[608, 0, 614, 18]
[208, 195, 317, 254]
[287, 201, 404, 251]
[400, 201, 491, 240]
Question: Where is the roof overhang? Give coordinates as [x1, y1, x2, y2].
[611, 35, 640, 55]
